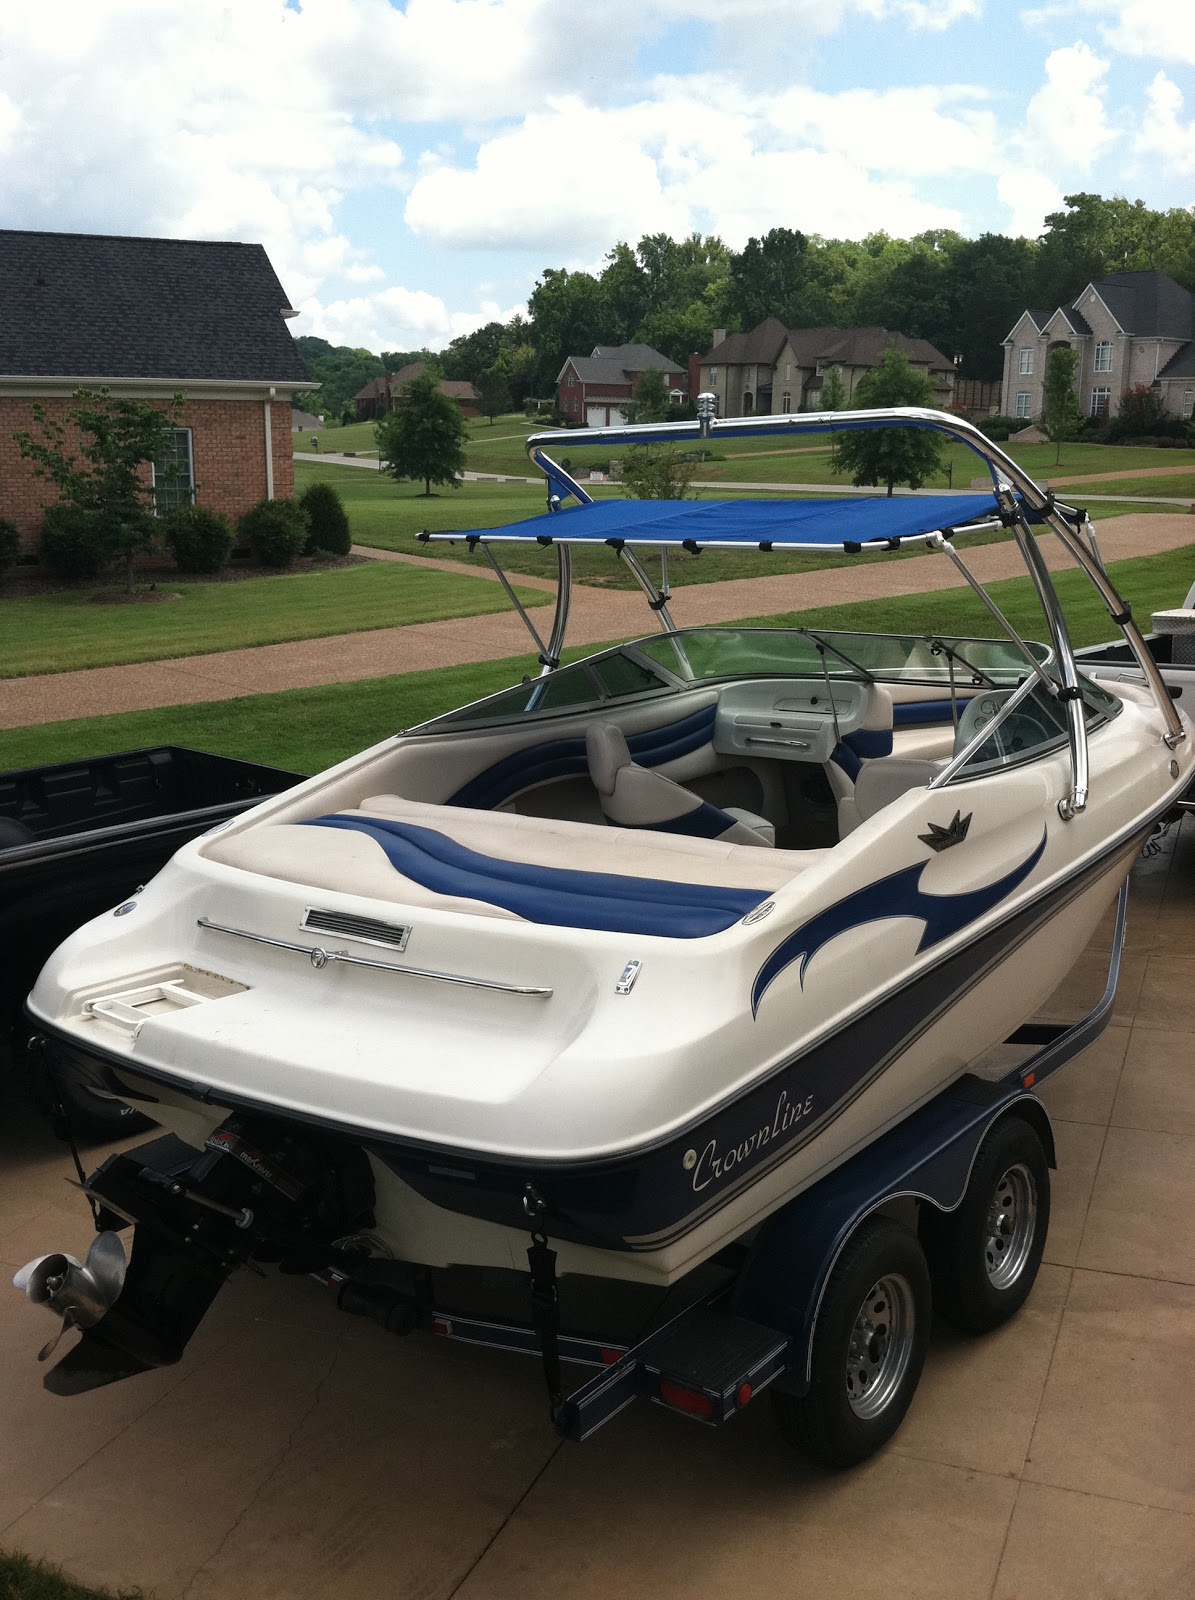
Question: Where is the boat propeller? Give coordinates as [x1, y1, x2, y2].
[12, 1232, 127, 1362]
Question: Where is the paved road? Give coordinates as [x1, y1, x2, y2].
[2, 831, 1193, 1598]
[3, 514, 1191, 730]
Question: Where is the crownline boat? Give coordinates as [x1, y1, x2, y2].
[16, 403, 1193, 1395]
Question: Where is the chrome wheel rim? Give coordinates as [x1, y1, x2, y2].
[984, 1162, 1037, 1290]
[845, 1273, 916, 1420]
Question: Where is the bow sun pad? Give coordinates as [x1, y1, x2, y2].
[421, 494, 1014, 552]
[305, 814, 771, 938]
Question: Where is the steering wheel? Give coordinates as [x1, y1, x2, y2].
[953, 689, 1056, 764]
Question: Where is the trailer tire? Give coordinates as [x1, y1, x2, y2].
[772, 1214, 930, 1469]
[919, 1113, 1050, 1334]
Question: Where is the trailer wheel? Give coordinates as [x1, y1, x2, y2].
[919, 1114, 1050, 1334]
[772, 1214, 930, 1469]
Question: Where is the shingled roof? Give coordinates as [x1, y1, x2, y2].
[702, 321, 952, 371]
[560, 343, 680, 385]
[1088, 270, 1195, 339]
[0, 229, 311, 384]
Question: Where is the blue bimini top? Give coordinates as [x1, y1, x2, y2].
[420, 493, 1014, 554]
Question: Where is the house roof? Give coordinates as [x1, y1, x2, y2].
[440, 379, 480, 400]
[1158, 344, 1195, 380]
[1027, 309, 1053, 330]
[702, 321, 952, 373]
[702, 319, 790, 367]
[354, 373, 391, 400]
[0, 228, 310, 383]
[561, 343, 679, 386]
[353, 369, 480, 403]
[1080, 271, 1195, 339]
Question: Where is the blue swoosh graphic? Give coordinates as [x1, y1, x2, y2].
[751, 829, 1048, 1017]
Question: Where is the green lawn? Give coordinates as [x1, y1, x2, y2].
[4, 542, 1190, 777]
[0, 561, 548, 678]
[1049, 473, 1195, 501]
[305, 412, 539, 461]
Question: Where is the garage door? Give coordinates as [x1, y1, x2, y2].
[586, 405, 608, 428]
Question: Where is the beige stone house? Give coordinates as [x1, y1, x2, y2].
[1000, 270, 1195, 424]
[697, 320, 956, 418]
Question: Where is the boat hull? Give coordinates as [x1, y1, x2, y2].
[33, 822, 1139, 1287]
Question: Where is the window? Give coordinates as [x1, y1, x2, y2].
[1090, 386, 1111, 418]
[742, 391, 754, 415]
[1014, 392, 1031, 418]
[1183, 390, 1194, 420]
[785, 363, 792, 380]
[709, 366, 718, 383]
[815, 361, 826, 377]
[567, 372, 575, 387]
[781, 391, 792, 412]
[1018, 347, 1034, 375]
[152, 428, 194, 513]
[1094, 341, 1114, 372]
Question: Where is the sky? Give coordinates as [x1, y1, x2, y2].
[0, 1, 1192, 353]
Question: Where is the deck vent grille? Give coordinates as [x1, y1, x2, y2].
[301, 908, 411, 952]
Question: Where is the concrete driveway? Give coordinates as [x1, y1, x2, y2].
[2, 830, 1194, 1599]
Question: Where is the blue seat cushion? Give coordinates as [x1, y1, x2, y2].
[304, 814, 771, 938]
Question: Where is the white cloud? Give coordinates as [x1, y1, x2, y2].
[1136, 71, 1195, 178]
[302, 285, 522, 351]
[997, 169, 1063, 237]
[1042, 3, 1195, 66]
[405, 78, 982, 253]
[1021, 42, 1115, 169]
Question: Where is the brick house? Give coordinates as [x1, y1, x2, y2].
[556, 344, 687, 427]
[697, 320, 956, 418]
[0, 229, 316, 553]
[1001, 270, 1195, 424]
[353, 364, 480, 420]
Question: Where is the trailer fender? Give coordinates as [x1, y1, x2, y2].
[733, 1080, 1053, 1396]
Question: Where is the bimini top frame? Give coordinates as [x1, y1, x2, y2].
[420, 404, 1184, 820]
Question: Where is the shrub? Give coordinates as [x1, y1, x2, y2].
[0, 518, 20, 576]
[238, 498, 309, 568]
[298, 480, 352, 556]
[160, 505, 236, 574]
[38, 505, 109, 580]
[979, 414, 1025, 441]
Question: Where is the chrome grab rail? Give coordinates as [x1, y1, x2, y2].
[196, 917, 553, 997]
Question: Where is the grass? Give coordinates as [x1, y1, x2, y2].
[0, 561, 548, 678]
[0, 1550, 144, 1600]
[1048, 474, 1195, 501]
[303, 412, 540, 461]
[3, 542, 1190, 778]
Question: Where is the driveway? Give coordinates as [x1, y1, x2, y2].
[2, 828, 1194, 1598]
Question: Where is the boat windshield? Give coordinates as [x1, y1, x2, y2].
[420, 626, 1097, 734]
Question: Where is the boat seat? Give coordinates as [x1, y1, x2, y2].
[837, 758, 946, 836]
[205, 797, 828, 937]
[585, 720, 775, 846]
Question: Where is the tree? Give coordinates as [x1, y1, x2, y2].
[626, 367, 671, 424]
[829, 349, 944, 495]
[620, 446, 697, 500]
[13, 386, 182, 592]
[476, 365, 513, 425]
[376, 372, 467, 496]
[1041, 346, 1084, 463]
[527, 267, 609, 390]
[726, 228, 809, 328]
[293, 336, 385, 421]
[818, 365, 848, 412]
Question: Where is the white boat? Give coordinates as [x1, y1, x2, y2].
[16, 403, 1192, 1401]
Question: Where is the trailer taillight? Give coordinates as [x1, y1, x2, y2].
[658, 1379, 715, 1418]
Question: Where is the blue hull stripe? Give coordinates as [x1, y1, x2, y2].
[448, 705, 716, 809]
[305, 813, 770, 938]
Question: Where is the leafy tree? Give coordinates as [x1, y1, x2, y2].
[620, 446, 696, 500]
[13, 387, 182, 592]
[527, 267, 609, 390]
[829, 349, 944, 495]
[727, 228, 809, 328]
[599, 243, 651, 341]
[293, 336, 384, 421]
[381, 347, 437, 373]
[441, 323, 508, 385]
[476, 365, 513, 424]
[818, 365, 848, 411]
[626, 367, 671, 424]
[1035, 193, 1195, 307]
[376, 371, 467, 496]
[1041, 346, 1084, 463]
